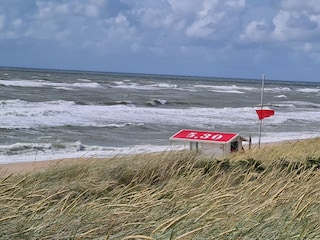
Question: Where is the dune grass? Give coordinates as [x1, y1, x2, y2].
[1, 138, 320, 239]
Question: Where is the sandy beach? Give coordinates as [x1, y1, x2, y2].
[0, 140, 281, 176]
[0, 158, 100, 176]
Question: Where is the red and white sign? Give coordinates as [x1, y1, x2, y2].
[170, 129, 238, 143]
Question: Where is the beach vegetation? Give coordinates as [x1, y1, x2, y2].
[1, 138, 320, 239]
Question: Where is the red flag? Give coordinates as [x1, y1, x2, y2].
[256, 109, 275, 120]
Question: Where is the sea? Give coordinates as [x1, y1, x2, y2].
[0, 67, 319, 163]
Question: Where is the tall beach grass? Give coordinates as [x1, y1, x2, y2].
[1, 138, 320, 239]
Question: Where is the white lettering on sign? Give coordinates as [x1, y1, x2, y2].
[186, 132, 197, 138]
[200, 133, 212, 139]
[211, 134, 223, 140]
[185, 132, 224, 140]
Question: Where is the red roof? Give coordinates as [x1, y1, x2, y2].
[170, 129, 238, 143]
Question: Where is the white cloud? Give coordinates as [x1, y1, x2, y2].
[240, 20, 270, 42]
[168, 0, 202, 15]
[35, 1, 56, 19]
[73, 3, 101, 18]
[182, 0, 245, 39]
[279, 0, 320, 14]
[94, 13, 137, 52]
[226, 0, 246, 9]
[1, 0, 320, 81]
[186, 12, 225, 38]
[1, 0, 247, 48]
[241, 1, 320, 46]
[272, 10, 319, 41]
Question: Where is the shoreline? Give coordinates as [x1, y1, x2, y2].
[0, 138, 312, 176]
[0, 158, 82, 176]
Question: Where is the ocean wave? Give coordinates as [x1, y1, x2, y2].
[0, 99, 77, 129]
[75, 100, 135, 106]
[280, 101, 320, 109]
[274, 95, 287, 99]
[110, 81, 189, 91]
[110, 82, 158, 90]
[77, 78, 92, 82]
[208, 89, 245, 94]
[256, 132, 320, 144]
[145, 99, 168, 106]
[272, 103, 295, 108]
[296, 88, 320, 93]
[195, 84, 256, 93]
[103, 122, 145, 128]
[0, 79, 101, 89]
[0, 141, 85, 156]
[149, 83, 178, 88]
[264, 87, 292, 92]
[0, 143, 178, 163]
[0, 99, 76, 108]
[1, 100, 319, 130]
[114, 100, 134, 105]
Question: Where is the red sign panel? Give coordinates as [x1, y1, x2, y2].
[170, 129, 237, 143]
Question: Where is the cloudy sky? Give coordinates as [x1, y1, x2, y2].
[1, 0, 320, 82]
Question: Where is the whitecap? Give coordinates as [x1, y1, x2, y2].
[274, 95, 287, 99]
[208, 89, 245, 94]
[264, 87, 292, 92]
[296, 88, 320, 93]
[103, 122, 144, 128]
[195, 84, 256, 93]
[146, 99, 167, 106]
[0, 79, 101, 89]
[149, 83, 178, 88]
[110, 82, 157, 90]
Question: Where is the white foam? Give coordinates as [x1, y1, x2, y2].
[253, 132, 320, 144]
[264, 87, 292, 92]
[195, 84, 256, 93]
[296, 88, 320, 93]
[110, 82, 157, 90]
[103, 122, 145, 128]
[110, 81, 190, 91]
[274, 95, 287, 99]
[208, 89, 245, 94]
[0, 79, 101, 89]
[149, 83, 178, 88]
[1, 100, 319, 130]
[0, 143, 182, 164]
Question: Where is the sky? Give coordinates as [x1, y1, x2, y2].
[1, 0, 320, 82]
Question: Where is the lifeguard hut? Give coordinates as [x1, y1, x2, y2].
[170, 129, 247, 156]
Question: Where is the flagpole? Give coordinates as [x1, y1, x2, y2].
[258, 74, 265, 147]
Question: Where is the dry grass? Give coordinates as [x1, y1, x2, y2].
[1, 138, 320, 239]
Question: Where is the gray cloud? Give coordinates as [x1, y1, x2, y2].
[1, 0, 320, 81]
